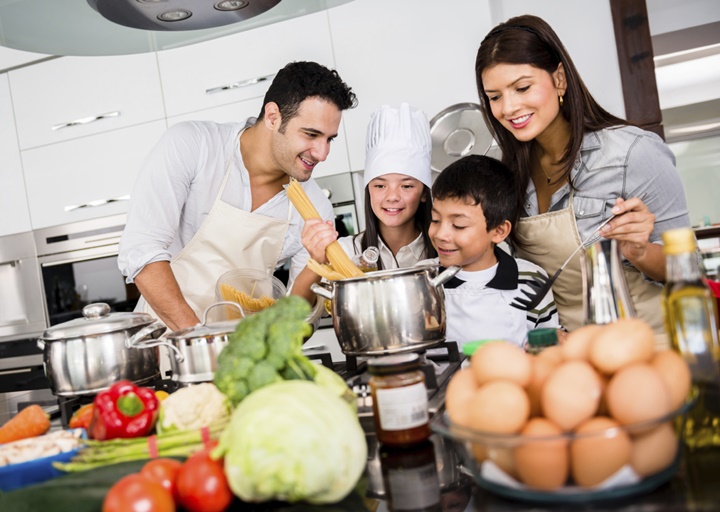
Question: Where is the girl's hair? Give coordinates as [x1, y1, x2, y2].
[358, 184, 437, 270]
[475, 15, 627, 216]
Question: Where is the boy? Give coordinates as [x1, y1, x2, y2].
[425, 155, 559, 347]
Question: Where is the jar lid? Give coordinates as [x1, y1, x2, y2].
[40, 303, 154, 341]
[367, 353, 421, 376]
[527, 328, 558, 348]
[165, 319, 239, 340]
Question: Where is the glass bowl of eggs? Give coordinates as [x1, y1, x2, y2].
[434, 319, 696, 503]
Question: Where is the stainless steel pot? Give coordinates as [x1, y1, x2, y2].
[128, 302, 241, 384]
[311, 265, 460, 355]
[37, 303, 165, 397]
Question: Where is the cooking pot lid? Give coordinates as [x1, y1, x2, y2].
[40, 302, 155, 341]
[166, 319, 240, 340]
[429, 103, 496, 172]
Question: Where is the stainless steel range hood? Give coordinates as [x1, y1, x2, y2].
[0, 0, 353, 57]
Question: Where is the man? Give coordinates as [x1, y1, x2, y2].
[118, 61, 357, 331]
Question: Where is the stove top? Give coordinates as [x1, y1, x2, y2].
[308, 341, 464, 432]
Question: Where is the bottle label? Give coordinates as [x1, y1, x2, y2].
[375, 382, 429, 431]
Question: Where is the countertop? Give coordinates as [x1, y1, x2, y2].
[2, 433, 719, 512]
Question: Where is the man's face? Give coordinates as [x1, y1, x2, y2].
[269, 97, 342, 182]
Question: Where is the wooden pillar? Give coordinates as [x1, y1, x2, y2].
[609, 0, 664, 139]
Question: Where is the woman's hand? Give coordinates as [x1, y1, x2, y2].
[599, 197, 666, 281]
[301, 218, 338, 264]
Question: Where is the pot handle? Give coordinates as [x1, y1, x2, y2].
[126, 322, 186, 363]
[201, 301, 245, 325]
[430, 265, 462, 288]
[311, 282, 333, 300]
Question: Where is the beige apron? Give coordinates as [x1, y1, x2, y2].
[514, 193, 667, 349]
[141, 139, 290, 321]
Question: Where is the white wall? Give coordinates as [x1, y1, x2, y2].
[646, 0, 720, 35]
[488, 0, 625, 118]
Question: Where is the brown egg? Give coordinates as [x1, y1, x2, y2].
[468, 381, 530, 434]
[471, 341, 532, 387]
[542, 361, 602, 431]
[526, 357, 555, 417]
[487, 447, 517, 478]
[651, 350, 692, 412]
[630, 422, 679, 477]
[445, 368, 479, 427]
[597, 372, 611, 416]
[571, 417, 632, 487]
[589, 318, 655, 375]
[561, 324, 603, 361]
[514, 418, 569, 490]
[536, 345, 564, 368]
[606, 363, 672, 426]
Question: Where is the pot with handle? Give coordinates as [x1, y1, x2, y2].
[128, 301, 243, 384]
[311, 265, 461, 356]
[37, 303, 166, 397]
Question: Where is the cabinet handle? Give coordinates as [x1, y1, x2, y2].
[205, 74, 275, 95]
[64, 194, 130, 212]
[51, 111, 121, 131]
[0, 259, 19, 267]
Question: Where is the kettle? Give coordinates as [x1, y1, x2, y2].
[581, 239, 636, 324]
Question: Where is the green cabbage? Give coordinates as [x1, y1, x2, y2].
[213, 380, 367, 504]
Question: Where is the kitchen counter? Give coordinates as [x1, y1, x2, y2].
[2, 433, 719, 512]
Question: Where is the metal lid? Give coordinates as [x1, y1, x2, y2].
[165, 319, 239, 340]
[40, 303, 154, 341]
[429, 103, 496, 172]
[368, 353, 421, 376]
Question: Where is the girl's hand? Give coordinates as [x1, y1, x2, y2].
[599, 197, 656, 263]
[301, 218, 338, 264]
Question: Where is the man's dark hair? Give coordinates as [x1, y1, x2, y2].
[432, 155, 518, 231]
[258, 61, 357, 130]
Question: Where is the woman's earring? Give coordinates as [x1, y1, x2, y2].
[559, 95, 564, 107]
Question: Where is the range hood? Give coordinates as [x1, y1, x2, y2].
[0, 0, 353, 57]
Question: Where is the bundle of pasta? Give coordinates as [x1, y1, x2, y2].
[219, 283, 276, 317]
[286, 179, 364, 279]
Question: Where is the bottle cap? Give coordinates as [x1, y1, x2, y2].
[662, 228, 697, 255]
[527, 328, 558, 348]
[363, 246, 380, 264]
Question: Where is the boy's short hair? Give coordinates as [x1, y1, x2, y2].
[258, 61, 357, 130]
[432, 155, 518, 230]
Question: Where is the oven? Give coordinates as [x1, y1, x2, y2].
[34, 214, 140, 327]
[315, 173, 360, 237]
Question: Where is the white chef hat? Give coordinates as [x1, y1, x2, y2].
[363, 103, 432, 190]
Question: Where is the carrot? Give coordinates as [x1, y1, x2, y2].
[0, 404, 51, 444]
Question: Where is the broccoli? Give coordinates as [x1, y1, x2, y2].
[214, 295, 318, 406]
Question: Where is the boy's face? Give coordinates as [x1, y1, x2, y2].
[429, 197, 509, 272]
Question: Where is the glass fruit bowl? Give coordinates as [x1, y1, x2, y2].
[431, 389, 696, 504]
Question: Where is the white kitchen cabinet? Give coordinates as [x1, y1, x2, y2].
[157, 11, 336, 119]
[167, 97, 351, 178]
[0, 74, 31, 237]
[8, 53, 165, 150]
[328, 0, 493, 171]
[21, 120, 167, 229]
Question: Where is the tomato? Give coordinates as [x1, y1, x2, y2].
[141, 458, 183, 501]
[102, 473, 175, 512]
[176, 446, 233, 512]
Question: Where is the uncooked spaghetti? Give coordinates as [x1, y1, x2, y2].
[286, 179, 364, 279]
[219, 283, 276, 315]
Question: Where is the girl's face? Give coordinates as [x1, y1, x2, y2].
[481, 63, 566, 143]
[367, 174, 426, 229]
[429, 197, 509, 272]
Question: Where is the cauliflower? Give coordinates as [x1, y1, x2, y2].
[157, 382, 231, 433]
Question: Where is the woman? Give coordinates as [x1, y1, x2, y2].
[302, 103, 436, 270]
[475, 15, 690, 340]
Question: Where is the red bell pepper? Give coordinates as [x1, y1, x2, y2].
[89, 380, 159, 440]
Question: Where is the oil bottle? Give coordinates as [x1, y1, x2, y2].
[353, 246, 380, 273]
[661, 228, 720, 450]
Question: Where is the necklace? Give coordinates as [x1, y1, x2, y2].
[535, 147, 559, 185]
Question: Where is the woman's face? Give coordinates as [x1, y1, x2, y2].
[368, 174, 425, 229]
[481, 63, 566, 143]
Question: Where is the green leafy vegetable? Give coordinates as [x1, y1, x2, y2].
[213, 380, 367, 504]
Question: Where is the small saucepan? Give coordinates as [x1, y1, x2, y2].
[311, 265, 460, 356]
[128, 302, 242, 384]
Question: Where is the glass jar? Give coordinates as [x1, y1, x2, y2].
[368, 353, 430, 446]
[380, 440, 441, 511]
